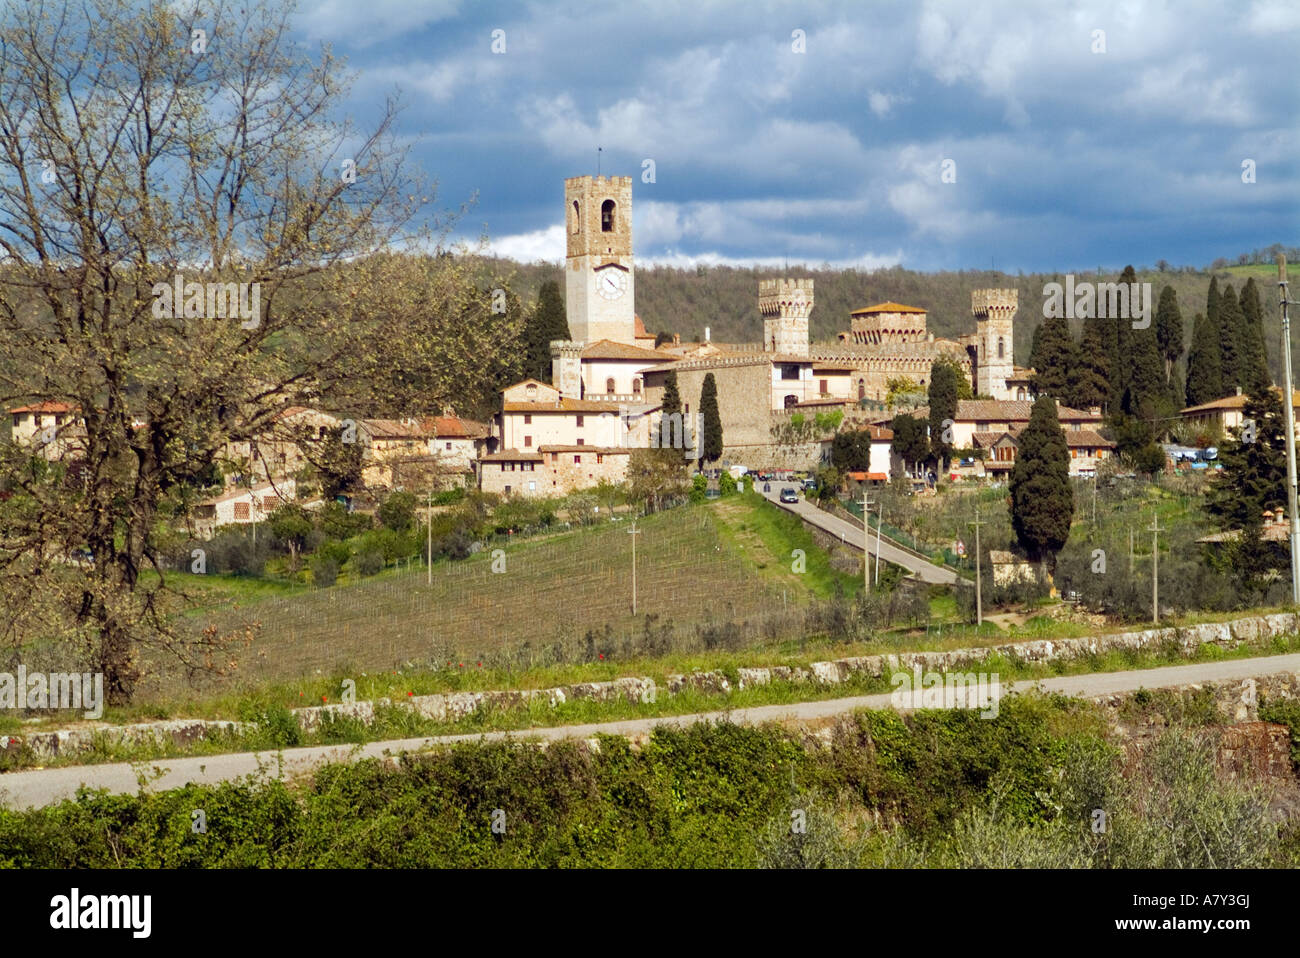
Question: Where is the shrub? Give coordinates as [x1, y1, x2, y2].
[310, 556, 339, 587]
[377, 491, 417, 532]
[355, 550, 384, 577]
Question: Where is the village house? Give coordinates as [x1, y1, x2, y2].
[359, 414, 493, 491]
[6, 401, 86, 460]
[1179, 387, 1300, 440]
[192, 478, 310, 539]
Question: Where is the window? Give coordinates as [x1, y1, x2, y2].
[571, 200, 579, 232]
[596, 454, 604, 464]
[780, 364, 799, 380]
[523, 414, 532, 424]
[576, 438, 584, 446]
[606, 377, 616, 393]
[820, 379, 828, 395]
[524, 436, 532, 447]
[632, 378, 642, 394]
[574, 455, 582, 463]
[685, 403, 690, 413]
[601, 199, 615, 232]
[525, 384, 537, 399]
[997, 337, 1005, 359]
[234, 502, 250, 520]
[505, 485, 511, 494]
[858, 382, 866, 400]
[528, 481, 536, 492]
[1016, 387, 1025, 401]
[576, 415, 584, 427]
[445, 442, 452, 450]
[784, 394, 798, 409]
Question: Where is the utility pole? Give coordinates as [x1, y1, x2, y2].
[859, 493, 873, 593]
[426, 487, 433, 586]
[1149, 512, 1160, 624]
[970, 505, 985, 626]
[1092, 473, 1097, 525]
[1278, 255, 1300, 604]
[628, 521, 640, 615]
[874, 504, 883, 586]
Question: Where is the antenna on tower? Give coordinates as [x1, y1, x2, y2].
[597, 147, 602, 177]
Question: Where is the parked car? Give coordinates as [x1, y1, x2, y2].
[763, 482, 771, 492]
[802, 477, 816, 490]
[779, 487, 799, 503]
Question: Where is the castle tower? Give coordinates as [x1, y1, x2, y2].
[550, 340, 583, 400]
[565, 175, 635, 346]
[759, 278, 814, 356]
[971, 289, 1017, 400]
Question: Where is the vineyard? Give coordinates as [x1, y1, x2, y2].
[159, 499, 836, 698]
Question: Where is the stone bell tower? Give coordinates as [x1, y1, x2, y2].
[759, 278, 813, 357]
[564, 175, 635, 346]
[971, 289, 1017, 400]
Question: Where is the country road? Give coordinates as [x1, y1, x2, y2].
[757, 484, 962, 584]
[2, 653, 1296, 811]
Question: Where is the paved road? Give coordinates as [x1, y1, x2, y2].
[2, 654, 1296, 811]
[758, 485, 961, 584]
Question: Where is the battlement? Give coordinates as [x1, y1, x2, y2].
[565, 175, 633, 189]
[759, 278, 815, 318]
[549, 340, 584, 358]
[971, 289, 1018, 316]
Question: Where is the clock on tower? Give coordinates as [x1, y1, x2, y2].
[564, 175, 635, 346]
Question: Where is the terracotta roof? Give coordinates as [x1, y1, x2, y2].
[972, 431, 1015, 447]
[972, 426, 1113, 449]
[634, 315, 656, 340]
[431, 415, 491, 440]
[481, 449, 544, 462]
[845, 471, 889, 481]
[362, 418, 436, 439]
[850, 302, 927, 315]
[8, 401, 77, 414]
[793, 397, 849, 408]
[910, 400, 1101, 422]
[580, 339, 678, 361]
[503, 398, 629, 413]
[537, 445, 631, 454]
[812, 362, 856, 372]
[1181, 389, 1300, 415]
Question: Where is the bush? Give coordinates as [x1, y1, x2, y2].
[377, 491, 417, 533]
[355, 550, 384, 577]
[719, 471, 737, 496]
[310, 556, 339, 587]
[690, 473, 707, 503]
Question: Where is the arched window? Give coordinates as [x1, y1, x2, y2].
[605, 377, 616, 393]
[1016, 387, 1026, 401]
[601, 199, 615, 232]
[572, 200, 580, 232]
[632, 377, 641, 394]
[784, 394, 799, 409]
[997, 337, 1005, 359]
[858, 382, 866, 400]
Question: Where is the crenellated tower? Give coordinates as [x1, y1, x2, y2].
[759, 278, 814, 356]
[970, 289, 1017, 400]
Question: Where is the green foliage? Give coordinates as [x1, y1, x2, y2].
[700, 373, 723, 464]
[1009, 396, 1073, 564]
[718, 471, 737, 496]
[1185, 310, 1223, 406]
[1205, 385, 1288, 533]
[1154, 284, 1183, 378]
[830, 429, 874, 473]
[310, 555, 339, 588]
[890, 414, 928, 475]
[523, 280, 570, 383]
[377, 491, 417, 533]
[690, 472, 708, 503]
[927, 359, 959, 467]
[1029, 313, 1075, 402]
[661, 370, 682, 418]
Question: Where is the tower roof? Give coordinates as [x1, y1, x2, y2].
[850, 302, 927, 315]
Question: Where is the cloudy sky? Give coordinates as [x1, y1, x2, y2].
[294, 0, 1298, 272]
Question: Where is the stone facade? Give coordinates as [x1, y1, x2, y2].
[565, 175, 635, 346]
[970, 288, 1017, 400]
[760, 278, 813, 357]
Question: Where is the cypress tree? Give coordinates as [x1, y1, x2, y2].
[1027, 321, 1045, 373]
[1218, 284, 1244, 394]
[1112, 265, 1139, 409]
[661, 370, 682, 418]
[1009, 395, 1074, 569]
[1069, 318, 1109, 411]
[927, 359, 959, 469]
[1185, 312, 1223, 407]
[1123, 322, 1167, 419]
[1239, 277, 1270, 394]
[1153, 285, 1183, 383]
[699, 373, 723, 464]
[1205, 385, 1287, 532]
[524, 280, 571, 383]
[1028, 313, 1075, 402]
[890, 414, 929, 478]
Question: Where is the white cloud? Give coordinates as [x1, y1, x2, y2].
[296, 0, 462, 46]
[484, 224, 564, 263]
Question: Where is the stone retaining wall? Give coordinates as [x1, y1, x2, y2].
[4, 613, 1298, 760]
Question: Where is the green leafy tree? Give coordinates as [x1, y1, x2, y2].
[1029, 313, 1076, 404]
[1122, 321, 1168, 419]
[830, 429, 873, 473]
[268, 503, 314, 571]
[890, 414, 928, 477]
[1069, 317, 1109, 412]
[933, 355, 973, 400]
[1238, 277, 1270, 395]
[700, 373, 723, 464]
[1009, 396, 1073, 568]
[1217, 284, 1246, 394]
[661, 370, 682, 418]
[1205, 385, 1287, 532]
[927, 359, 959, 469]
[524, 280, 571, 383]
[378, 491, 417, 533]
[1153, 285, 1183, 383]
[1185, 312, 1223, 406]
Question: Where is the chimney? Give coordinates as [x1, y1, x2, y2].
[1236, 386, 1243, 396]
[705, 326, 710, 342]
